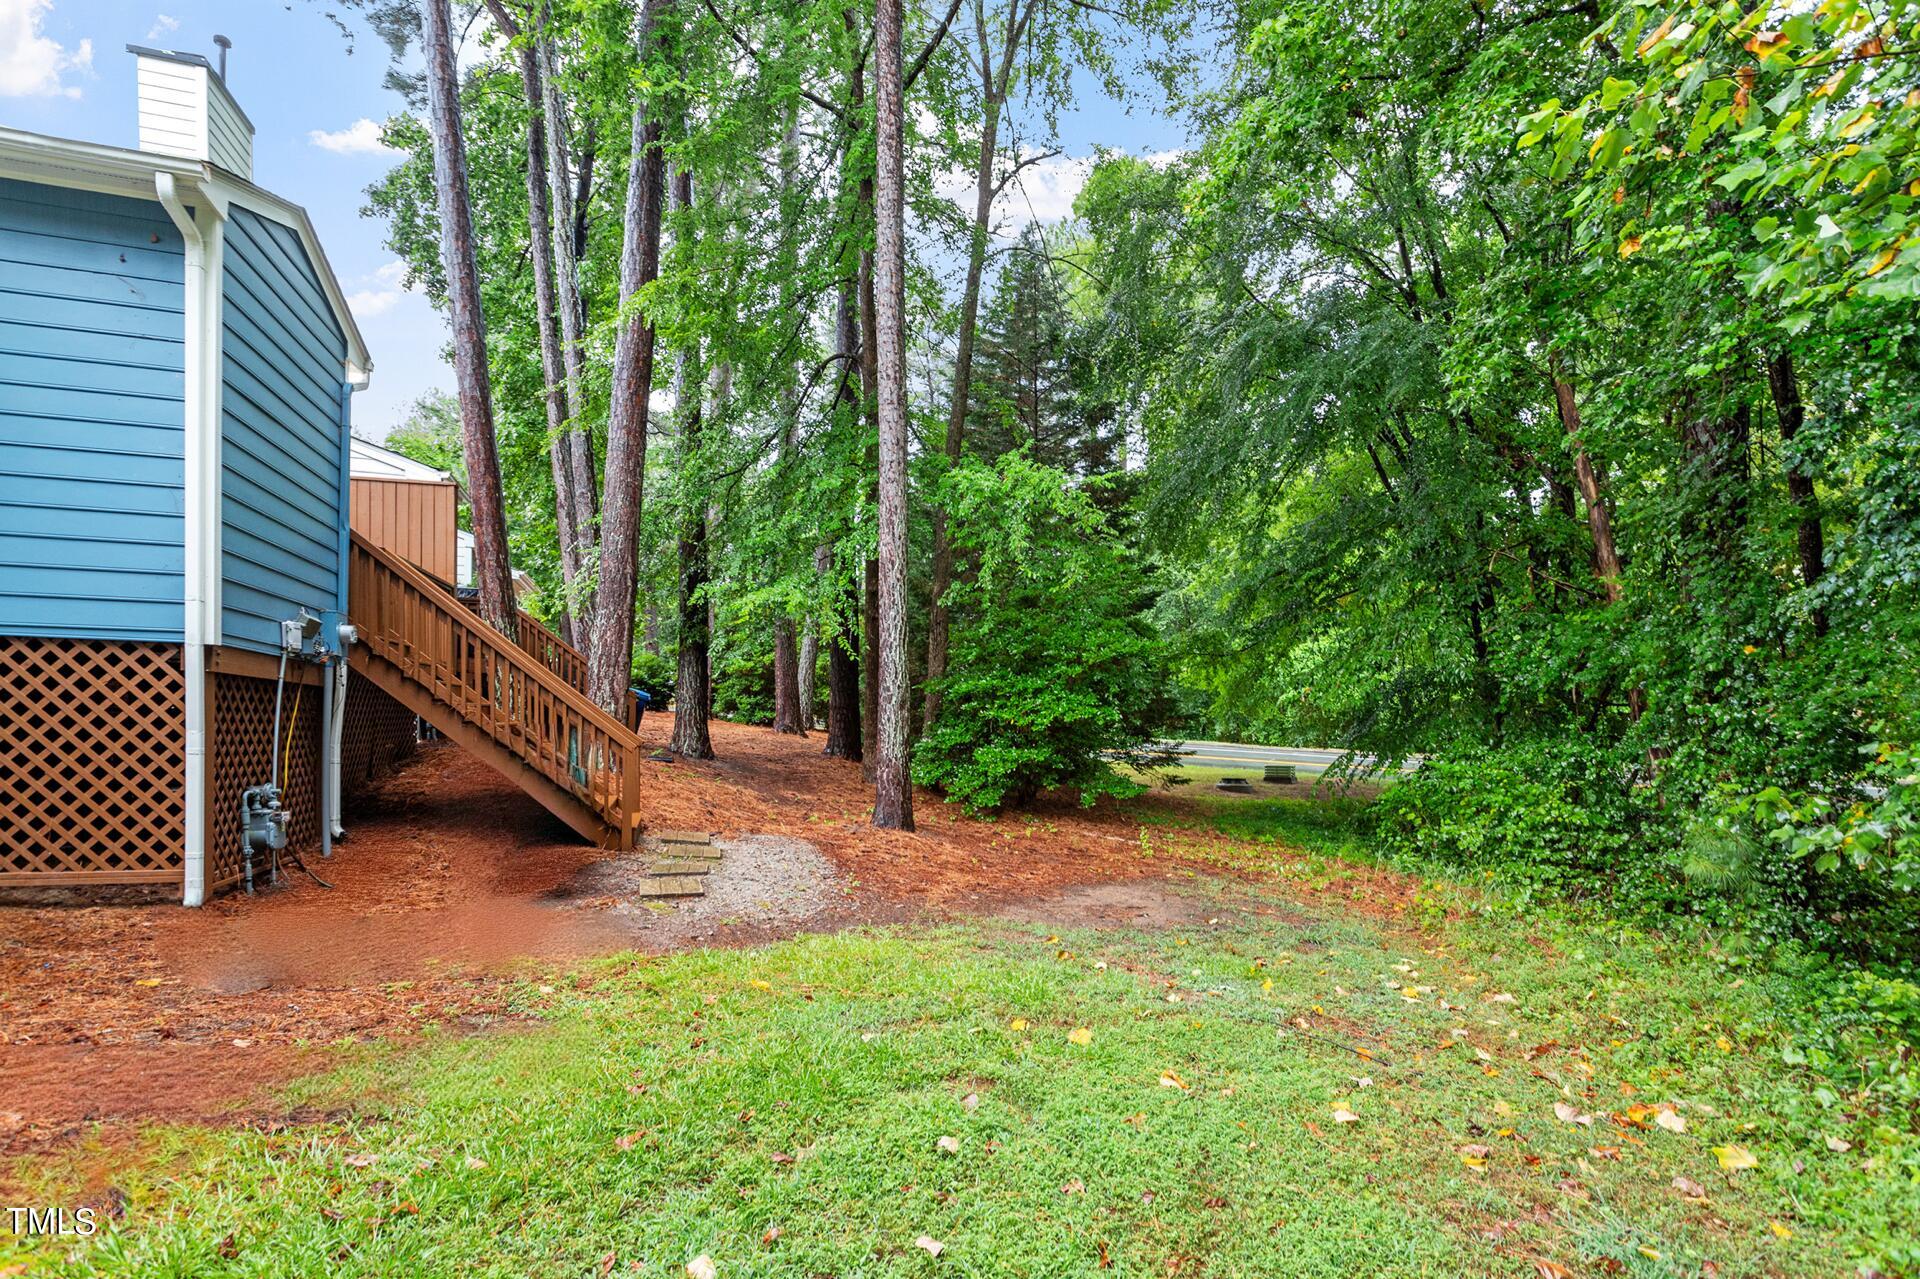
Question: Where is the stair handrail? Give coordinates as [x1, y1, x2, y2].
[513, 611, 589, 694]
[348, 532, 641, 840]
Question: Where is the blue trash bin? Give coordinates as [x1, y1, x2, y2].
[629, 686, 651, 730]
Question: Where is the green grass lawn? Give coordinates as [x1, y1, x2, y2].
[7, 820, 1912, 1277]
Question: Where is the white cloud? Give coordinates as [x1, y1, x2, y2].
[347, 260, 419, 320]
[146, 13, 178, 41]
[0, 0, 94, 99]
[941, 146, 1186, 233]
[309, 117, 399, 156]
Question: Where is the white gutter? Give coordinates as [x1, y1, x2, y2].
[156, 172, 227, 907]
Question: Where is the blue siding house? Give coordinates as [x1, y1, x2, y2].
[0, 178, 187, 641]
[0, 43, 372, 903]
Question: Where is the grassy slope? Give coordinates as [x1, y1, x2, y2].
[8, 800, 1911, 1278]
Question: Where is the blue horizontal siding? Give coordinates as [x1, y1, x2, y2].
[0, 177, 185, 642]
[219, 206, 347, 654]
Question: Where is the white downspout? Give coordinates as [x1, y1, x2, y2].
[157, 173, 223, 907]
[327, 636, 352, 844]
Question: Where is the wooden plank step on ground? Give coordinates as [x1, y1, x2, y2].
[635, 875, 706, 898]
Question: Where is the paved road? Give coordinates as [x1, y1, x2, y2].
[1160, 739, 1418, 776]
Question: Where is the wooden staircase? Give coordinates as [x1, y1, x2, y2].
[346, 533, 642, 849]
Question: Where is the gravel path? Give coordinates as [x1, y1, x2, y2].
[554, 833, 848, 945]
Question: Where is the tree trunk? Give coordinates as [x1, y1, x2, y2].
[585, 0, 672, 714]
[773, 618, 804, 733]
[668, 169, 713, 759]
[420, 0, 515, 633]
[485, 2, 587, 642]
[859, 249, 880, 772]
[540, 34, 600, 632]
[925, 56, 1004, 733]
[872, 0, 913, 830]
[1552, 363, 1643, 722]
[824, 290, 864, 761]
[1551, 371, 1624, 604]
[770, 110, 807, 736]
[797, 613, 819, 728]
[1768, 351, 1827, 635]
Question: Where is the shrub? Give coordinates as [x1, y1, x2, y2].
[1369, 738, 1676, 897]
[628, 650, 674, 709]
[915, 453, 1172, 811]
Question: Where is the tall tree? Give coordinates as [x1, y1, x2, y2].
[482, 0, 590, 645]
[770, 110, 808, 735]
[419, 0, 515, 632]
[924, 0, 1039, 733]
[586, 0, 674, 714]
[871, 0, 913, 829]
[539, 31, 600, 634]
[823, 288, 864, 761]
[668, 169, 715, 758]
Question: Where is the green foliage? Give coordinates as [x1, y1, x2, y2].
[1370, 741, 1673, 896]
[1529, 0, 1920, 317]
[1744, 744, 1920, 892]
[711, 634, 776, 727]
[627, 649, 675, 709]
[914, 453, 1170, 811]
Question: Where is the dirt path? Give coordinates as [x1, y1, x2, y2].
[0, 718, 1415, 1153]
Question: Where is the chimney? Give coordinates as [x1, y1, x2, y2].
[127, 41, 255, 181]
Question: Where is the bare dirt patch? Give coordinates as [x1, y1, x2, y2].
[994, 881, 1231, 930]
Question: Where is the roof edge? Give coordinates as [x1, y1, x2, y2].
[0, 126, 370, 383]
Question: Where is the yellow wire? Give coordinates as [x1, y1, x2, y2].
[282, 683, 302, 788]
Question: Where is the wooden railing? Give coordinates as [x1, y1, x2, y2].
[348, 533, 640, 845]
[509, 611, 645, 732]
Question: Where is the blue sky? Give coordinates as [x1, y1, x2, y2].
[2, 0, 1189, 438]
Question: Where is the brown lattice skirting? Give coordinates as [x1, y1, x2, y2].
[339, 671, 417, 795]
[0, 638, 186, 885]
[207, 667, 325, 892]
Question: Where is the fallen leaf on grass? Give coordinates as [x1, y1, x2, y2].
[1589, 1145, 1623, 1161]
[961, 1093, 979, 1112]
[1654, 1109, 1687, 1134]
[1713, 1144, 1757, 1172]
[915, 1236, 945, 1257]
[1060, 1178, 1085, 1194]
[1068, 1027, 1093, 1046]
[614, 1131, 646, 1151]
[1637, 1246, 1661, 1260]
[1009, 1018, 1028, 1032]
[1533, 1261, 1572, 1279]
[936, 1135, 961, 1155]
[1672, 1176, 1708, 1199]
[686, 1256, 717, 1279]
[1769, 1220, 1794, 1239]
[1158, 1070, 1190, 1091]
[762, 1226, 782, 1246]
[1332, 1108, 1360, 1124]
[344, 1153, 376, 1168]
[598, 1252, 616, 1277]
[1487, 992, 1516, 1004]
[463, 1156, 487, 1170]
[1825, 1135, 1852, 1153]
[1553, 1102, 1594, 1126]
[769, 1151, 794, 1165]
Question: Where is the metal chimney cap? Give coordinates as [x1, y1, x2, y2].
[212, 34, 231, 80]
